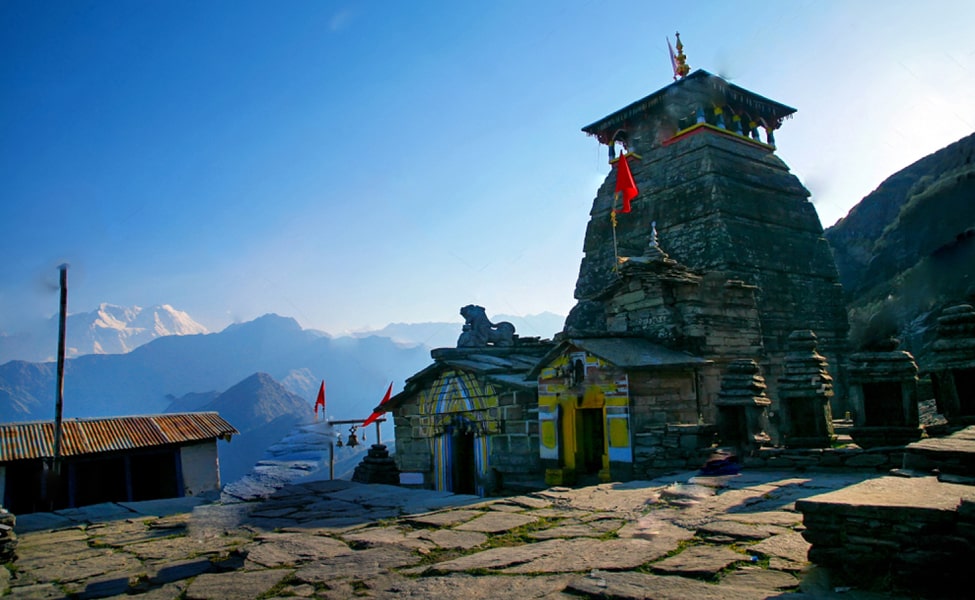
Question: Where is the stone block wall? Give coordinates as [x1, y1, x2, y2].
[628, 371, 700, 427]
[488, 394, 542, 488]
[797, 477, 975, 596]
[744, 446, 905, 471]
[632, 424, 716, 476]
[392, 389, 540, 491]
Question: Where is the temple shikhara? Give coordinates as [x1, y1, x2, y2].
[381, 36, 961, 506]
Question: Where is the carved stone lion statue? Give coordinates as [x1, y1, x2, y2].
[457, 305, 516, 347]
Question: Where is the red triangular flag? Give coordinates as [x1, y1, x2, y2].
[615, 154, 638, 213]
[362, 382, 393, 427]
[314, 380, 326, 416]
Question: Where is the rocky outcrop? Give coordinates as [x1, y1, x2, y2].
[0, 505, 15, 563]
[825, 132, 975, 359]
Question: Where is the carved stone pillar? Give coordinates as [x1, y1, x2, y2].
[779, 330, 835, 448]
[715, 359, 771, 453]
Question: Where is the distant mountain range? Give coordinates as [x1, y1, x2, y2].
[0, 304, 564, 365]
[349, 312, 565, 350]
[0, 303, 208, 364]
[0, 314, 432, 433]
[825, 131, 975, 362]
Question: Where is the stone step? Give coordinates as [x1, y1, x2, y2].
[903, 425, 975, 476]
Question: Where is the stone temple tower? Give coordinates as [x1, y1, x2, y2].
[566, 47, 849, 411]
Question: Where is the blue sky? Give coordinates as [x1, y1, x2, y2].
[2, 1, 974, 338]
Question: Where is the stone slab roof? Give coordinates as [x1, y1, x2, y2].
[385, 344, 555, 411]
[582, 69, 796, 143]
[529, 337, 709, 378]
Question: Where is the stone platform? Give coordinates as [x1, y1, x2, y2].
[2, 471, 910, 599]
[796, 427, 975, 596]
[903, 425, 975, 478]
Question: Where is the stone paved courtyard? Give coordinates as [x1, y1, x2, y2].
[4, 470, 918, 599]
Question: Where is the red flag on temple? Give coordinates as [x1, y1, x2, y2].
[615, 153, 638, 213]
[362, 382, 393, 427]
[314, 380, 326, 417]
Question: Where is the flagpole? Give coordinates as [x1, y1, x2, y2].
[611, 194, 620, 272]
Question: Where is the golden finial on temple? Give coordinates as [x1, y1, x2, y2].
[674, 31, 690, 79]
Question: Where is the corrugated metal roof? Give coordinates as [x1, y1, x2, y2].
[0, 412, 238, 462]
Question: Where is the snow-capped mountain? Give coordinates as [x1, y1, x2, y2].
[81, 303, 208, 355]
[0, 303, 208, 364]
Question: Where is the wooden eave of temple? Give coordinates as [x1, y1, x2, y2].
[581, 69, 796, 149]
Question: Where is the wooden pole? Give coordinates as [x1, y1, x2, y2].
[53, 264, 68, 475]
[329, 441, 334, 481]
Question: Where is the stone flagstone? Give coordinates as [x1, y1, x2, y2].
[452, 511, 538, 533]
[340, 525, 437, 551]
[414, 528, 487, 550]
[719, 566, 799, 591]
[503, 537, 684, 575]
[567, 570, 774, 600]
[427, 536, 684, 575]
[695, 519, 785, 541]
[722, 509, 803, 528]
[292, 546, 420, 583]
[404, 509, 483, 527]
[748, 531, 810, 564]
[527, 523, 607, 539]
[352, 572, 575, 600]
[184, 569, 293, 600]
[243, 532, 353, 568]
[650, 544, 749, 577]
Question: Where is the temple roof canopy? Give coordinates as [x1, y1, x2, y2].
[582, 69, 796, 146]
[529, 337, 710, 378]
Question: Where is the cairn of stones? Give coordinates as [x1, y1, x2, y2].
[929, 302, 975, 426]
[351, 444, 401, 486]
[847, 337, 922, 448]
[778, 330, 835, 448]
[714, 359, 771, 453]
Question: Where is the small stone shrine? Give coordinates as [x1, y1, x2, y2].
[847, 337, 922, 448]
[714, 359, 771, 452]
[778, 330, 835, 448]
[384, 307, 553, 495]
[929, 302, 975, 426]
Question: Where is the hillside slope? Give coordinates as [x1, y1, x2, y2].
[825, 131, 975, 359]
